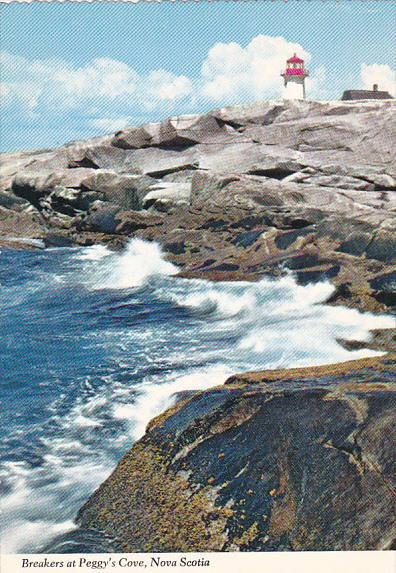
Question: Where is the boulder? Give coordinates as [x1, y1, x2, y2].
[67, 144, 128, 171]
[114, 210, 164, 234]
[0, 204, 46, 238]
[365, 230, 396, 263]
[142, 182, 191, 212]
[337, 231, 373, 256]
[369, 272, 396, 308]
[112, 114, 230, 150]
[111, 125, 153, 150]
[12, 168, 96, 205]
[79, 201, 121, 234]
[80, 171, 156, 210]
[0, 190, 30, 209]
[44, 233, 74, 248]
[0, 149, 68, 191]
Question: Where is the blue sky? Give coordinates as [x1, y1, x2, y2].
[1, 1, 395, 152]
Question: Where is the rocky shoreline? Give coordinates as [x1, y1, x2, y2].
[1, 99, 395, 551]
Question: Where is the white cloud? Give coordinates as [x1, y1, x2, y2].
[201, 35, 311, 101]
[0, 51, 193, 118]
[146, 70, 192, 101]
[361, 63, 395, 96]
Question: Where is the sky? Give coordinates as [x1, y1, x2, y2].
[0, 0, 395, 152]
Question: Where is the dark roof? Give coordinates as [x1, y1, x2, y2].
[341, 90, 393, 101]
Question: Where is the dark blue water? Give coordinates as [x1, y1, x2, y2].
[1, 239, 393, 553]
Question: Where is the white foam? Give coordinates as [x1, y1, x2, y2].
[1, 519, 76, 554]
[75, 244, 112, 261]
[166, 273, 396, 368]
[113, 365, 234, 442]
[84, 239, 178, 290]
[0, 453, 111, 553]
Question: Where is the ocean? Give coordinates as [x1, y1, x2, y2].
[0, 238, 394, 553]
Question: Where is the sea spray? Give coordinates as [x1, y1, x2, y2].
[112, 365, 234, 441]
[80, 239, 178, 290]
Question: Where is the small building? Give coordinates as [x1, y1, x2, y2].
[341, 84, 393, 100]
[281, 53, 309, 100]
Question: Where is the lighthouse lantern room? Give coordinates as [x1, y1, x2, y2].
[281, 53, 309, 100]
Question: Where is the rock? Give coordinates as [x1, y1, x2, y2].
[20, 150, 70, 173]
[67, 144, 128, 171]
[369, 272, 396, 309]
[0, 149, 66, 191]
[161, 169, 198, 183]
[2, 99, 395, 313]
[231, 230, 264, 248]
[120, 147, 199, 178]
[365, 230, 396, 263]
[190, 171, 239, 205]
[368, 173, 396, 190]
[80, 171, 156, 210]
[142, 182, 191, 212]
[0, 205, 46, 238]
[296, 117, 360, 152]
[295, 264, 341, 285]
[197, 141, 303, 175]
[111, 125, 154, 150]
[191, 170, 378, 216]
[369, 271, 396, 292]
[0, 190, 30, 209]
[77, 355, 396, 552]
[337, 231, 373, 256]
[12, 168, 96, 206]
[302, 174, 375, 191]
[79, 202, 121, 234]
[112, 114, 230, 150]
[114, 210, 164, 234]
[44, 233, 74, 248]
[212, 101, 286, 127]
[316, 217, 375, 242]
[274, 227, 316, 250]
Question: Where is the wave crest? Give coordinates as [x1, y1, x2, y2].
[81, 239, 178, 290]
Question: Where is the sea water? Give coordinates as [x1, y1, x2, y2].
[0, 238, 394, 553]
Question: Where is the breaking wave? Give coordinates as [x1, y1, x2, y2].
[77, 239, 178, 289]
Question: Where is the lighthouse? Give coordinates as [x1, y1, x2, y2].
[281, 53, 309, 100]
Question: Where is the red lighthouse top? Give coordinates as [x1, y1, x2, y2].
[281, 53, 309, 77]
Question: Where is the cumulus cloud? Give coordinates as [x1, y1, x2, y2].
[360, 63, 395, 96]
[0, 51, 193, 118]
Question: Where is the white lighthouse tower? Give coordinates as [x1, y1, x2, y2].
[281, 53, 309, 100]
